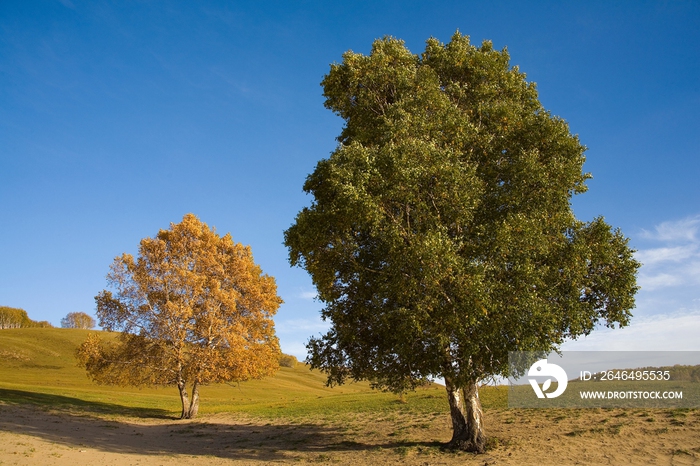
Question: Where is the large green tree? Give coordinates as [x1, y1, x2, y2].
[284, 33, 639, 452]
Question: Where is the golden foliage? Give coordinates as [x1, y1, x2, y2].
[78, 214, 282, 418]
[0, 306, 52, 329]
[61, 312, 95, 329]
[279, 353, 298, 368]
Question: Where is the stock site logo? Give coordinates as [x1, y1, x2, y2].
[528, 359, 568, 399]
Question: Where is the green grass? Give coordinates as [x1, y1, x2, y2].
[0, 328, 507, 420]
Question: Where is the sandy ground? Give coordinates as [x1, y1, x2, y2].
[1, 402, 699, 465]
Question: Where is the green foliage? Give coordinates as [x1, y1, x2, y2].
[285, 32, 640, 392]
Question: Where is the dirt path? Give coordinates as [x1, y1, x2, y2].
[1, 403, 699, 465]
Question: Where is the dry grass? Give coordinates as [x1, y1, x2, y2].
[2, 328, 700, 465]
[1, 403, 700, 465]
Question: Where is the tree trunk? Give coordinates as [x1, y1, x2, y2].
[187, 381, 200, 419]
[177, 379, 201, 419]
[177, 381, 191, 420]
[444, 378, 486, 453]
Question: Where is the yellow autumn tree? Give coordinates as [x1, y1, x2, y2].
[61, 312, 96, 329]
[77, 214, 282, 419]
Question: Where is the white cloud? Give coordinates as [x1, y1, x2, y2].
[688, 260, 700, 277]
[638, 272, 684, 291]
[565, 215, 700, 351]
[635, 214, 700, 291]
[562, 311, 700, 351]
[640, 215, 700, 243]
[635, 245, 697, 265]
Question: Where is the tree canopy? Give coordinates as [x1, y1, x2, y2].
[0, 306, 52, 329]
[77, 214, 282, 419]
[284, 32, 640, 452]
[61, 312, 96, 329]
[0, 306, 31, 329]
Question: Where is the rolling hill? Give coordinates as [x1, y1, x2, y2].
[0, 327, 466, 419]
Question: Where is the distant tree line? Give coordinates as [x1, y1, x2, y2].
[668, 365, 700, 382]
[0, 306, 53, 329]
[575, 365, 700, 383]
[625, 365, 697, 383]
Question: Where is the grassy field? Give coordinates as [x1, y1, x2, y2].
[1, 328, 699, 465]
[0, 328, 505, 419]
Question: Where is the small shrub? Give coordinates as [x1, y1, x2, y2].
[279, 354, 298, 368]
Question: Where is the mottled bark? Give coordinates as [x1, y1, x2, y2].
[177, 381, 191, 420]
[177, 382, 199, 419]
[444, 378, 486, 453]
[177, 380, 201, 419]
[187, 382, 200, 419]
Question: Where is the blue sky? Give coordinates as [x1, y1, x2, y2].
[1, 1, 699, 359]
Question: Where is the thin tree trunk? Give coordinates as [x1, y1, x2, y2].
[444, 377, 486, 453]
[186, 381, 200, 419]
[177, 381, 191, 420]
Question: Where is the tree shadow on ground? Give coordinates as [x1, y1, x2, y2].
[0, 388, 171, 419]
[0, 391, 444, 463]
